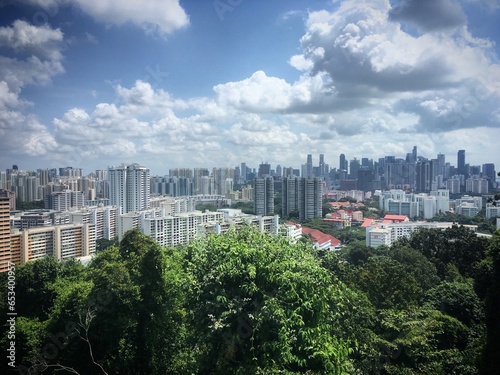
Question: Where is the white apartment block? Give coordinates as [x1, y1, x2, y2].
[109, 163, 150, 214]
[379, 189, 450, 219]
[143, 211, 225, 248]
[281, 222, 303, 244]
[15, 223, 96, 263]
[486, 202, 500, 219]
[69, 205, 118, 240]
[466, 178, 489, 194]
[456, 202, 479, 217]
[446, 177, 461, 194]
[366, 221, 477, 248]
[455, 195, 483, 217]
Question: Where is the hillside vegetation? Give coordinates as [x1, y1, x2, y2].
[1, 225, 499, 374]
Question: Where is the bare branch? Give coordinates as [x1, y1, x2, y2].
[77, 308, 109, 375]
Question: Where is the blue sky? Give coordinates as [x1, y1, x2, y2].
[0, 0, 499, 175]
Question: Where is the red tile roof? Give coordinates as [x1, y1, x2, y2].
[302, 227, 341, 248]
[361, 218, 374, 227]
[383, 214, 409, 222]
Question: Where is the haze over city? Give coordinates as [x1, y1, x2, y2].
[0, 0, 499, 174]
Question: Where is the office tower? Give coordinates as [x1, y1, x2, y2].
[349, 158, 360, 179]
[482, 163, 496, 187]
[109, 163, 150, 214]
[339, 154, 348, 171]
[357, 169, 374, 192]
[457, 150, 465, 175]
[258, 162, 271, 178]
[282, 176, 300, 218]
[254, 177, 274, 216]
[306, 154, 313, 176]
[412, 146, 417, 163]
[240, 163, 247, 183]
[0, 197, 10, 272]
[275, 165, 282, 178]
[299, 177, 322, 221]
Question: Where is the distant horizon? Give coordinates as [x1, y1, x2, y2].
[1, 147, 497, 179]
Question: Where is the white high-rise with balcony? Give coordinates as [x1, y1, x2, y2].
[109, 164, 150, 214]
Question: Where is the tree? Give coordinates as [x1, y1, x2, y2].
[409, 226, 488, 279]
[350, 256, 422, 310]
[482, 230, 500, 374]
[180, 226, 357, 374]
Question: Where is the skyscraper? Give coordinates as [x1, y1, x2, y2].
[339, 154, 348, 171]
[349, 158, 360, 179]
[306, 154, 313, 176]
[482, 163, 496, 188]
[109, 163, 150, 214]
[258, 162, 271, 177]
[457, 150, 466, 175]
[254, 177, 274, 216]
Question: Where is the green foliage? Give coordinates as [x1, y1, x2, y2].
[482, 230, 500, 374]
[378, 308, 474, 375]
[230, 200, 254, 214]
[409, 226, 489, 279]
[180, 226, 355, 374]
[424, 281, 484, 327]
[15, 198, 45, 210]
[95, 237, 118, 252]
[2, 224, 494, 374]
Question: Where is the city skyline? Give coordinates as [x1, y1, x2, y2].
[1, 0, 499, 173]
[1, 147, 497, 180]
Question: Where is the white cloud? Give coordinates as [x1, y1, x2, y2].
[0, 19, 63, 56]
[73, 0, 189, 35]
[0, 20, 64, 162]
[0, 20, 65, 92]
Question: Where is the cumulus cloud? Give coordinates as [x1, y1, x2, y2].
[15, 0, 189, 35]
[73, 0, 189, 35]
[0, 20, 65, 92]
[0, 19, 63, 57]
[285, 0, 500, 134]
[51, 80, 226, 166]
[0, 20, 64, 161]
[389, 0, 467, 32]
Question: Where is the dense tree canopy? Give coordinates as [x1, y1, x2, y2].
[1, 225, 498, 374]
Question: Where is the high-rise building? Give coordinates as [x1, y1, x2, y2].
[240, 163, 248, 183]
[299, 177, 323, 221]
[349, 158, 360, 179]
[275, 165, 282, 178]
[482, 163, 496, 188]
[109, 163, 150, 214]
[339, 154, 348, 171]
[0, 197, 11, 272]
[305, 154, 313, 177]
[258, 162, 271, 178]
[254, 177, 274, 216]
[357, 169, 374, 192]
[282, 176, 300, 218]
[457, 150, 466, 175]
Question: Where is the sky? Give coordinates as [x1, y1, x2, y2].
[0, 0, 499, 176]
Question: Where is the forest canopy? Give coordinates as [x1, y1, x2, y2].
[1, 225, 499, 374]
